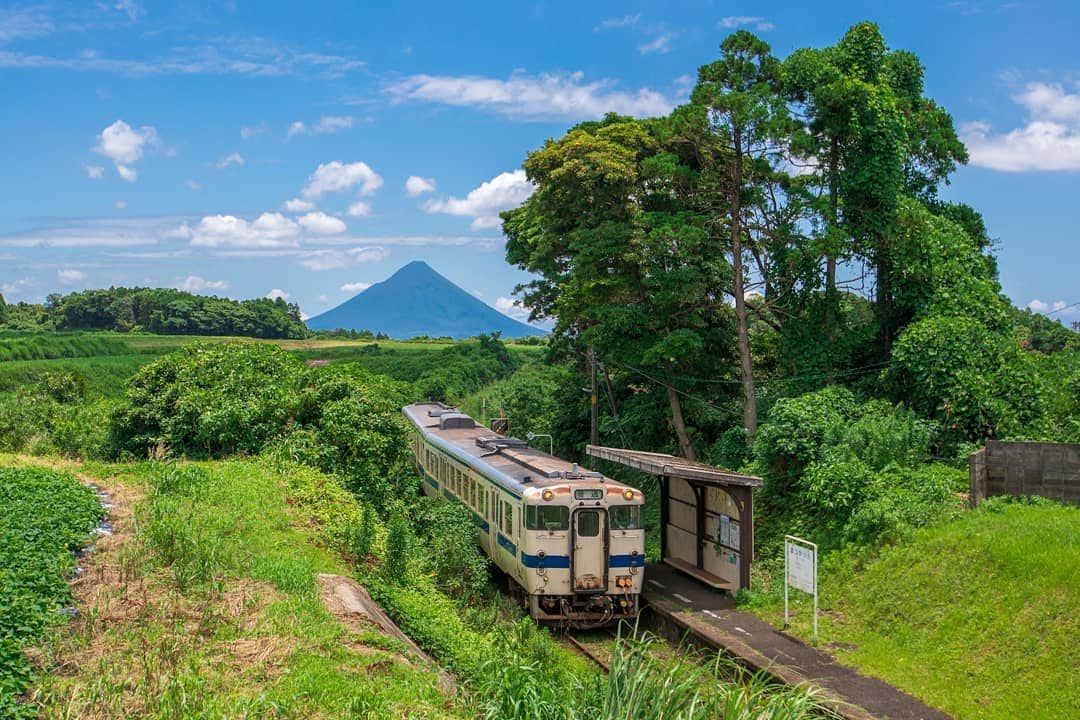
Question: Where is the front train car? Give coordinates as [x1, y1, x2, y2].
[403, 402, 644, 626]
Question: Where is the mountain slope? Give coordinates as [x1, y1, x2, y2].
[306, 261, 544, 339]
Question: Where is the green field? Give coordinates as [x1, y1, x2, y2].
[746, 499, 1080, 720]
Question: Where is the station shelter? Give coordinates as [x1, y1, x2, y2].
[586, 445, 762, 592]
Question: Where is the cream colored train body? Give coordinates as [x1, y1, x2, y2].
[403, 402, 644, 625]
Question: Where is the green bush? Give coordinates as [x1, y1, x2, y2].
[109, 344, 412, 510]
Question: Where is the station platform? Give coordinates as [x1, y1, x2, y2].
[641, 562, 950, 720]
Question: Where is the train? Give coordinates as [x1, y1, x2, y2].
[403, 402, 645, 626]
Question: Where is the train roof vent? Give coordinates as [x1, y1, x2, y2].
[439, 413, 476, 430]
[427, 403, 460, 417]
[475, 436, 528, 450]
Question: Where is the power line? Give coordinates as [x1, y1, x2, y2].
[1045, 300, 1080, 317]
[616, 360, 893, 388]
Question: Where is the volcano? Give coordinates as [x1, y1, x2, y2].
[305, 261, 545, 339]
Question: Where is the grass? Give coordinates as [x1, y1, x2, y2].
[743, 498, 1080, 720]
[0, 465, 104, 719]
[13, 457, 465, 719]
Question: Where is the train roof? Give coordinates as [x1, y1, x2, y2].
[403, 402, 632, 498]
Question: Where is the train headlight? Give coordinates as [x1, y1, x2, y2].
[623, 489, 634, 501]
[616, 575, 633, 588]
[542, 489, 554, 501]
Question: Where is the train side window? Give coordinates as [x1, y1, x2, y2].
[503, 502, 513, 536]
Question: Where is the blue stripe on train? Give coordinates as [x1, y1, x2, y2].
[609, 554, 646, 568]
[497, 533, 517, 555]
[520, 552, 571, 569]
[425, 474, 438, 490]
[474, 512, 490, 532]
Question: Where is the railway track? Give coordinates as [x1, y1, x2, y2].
[564, 632, 610, 673]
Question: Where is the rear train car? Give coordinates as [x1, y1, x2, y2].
[403, 402, 644, 626]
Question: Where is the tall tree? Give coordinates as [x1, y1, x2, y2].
[687, 30, 789, 440]
[504, 115, 735, 460]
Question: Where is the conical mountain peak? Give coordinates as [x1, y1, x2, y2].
[306, 262, 544, 339]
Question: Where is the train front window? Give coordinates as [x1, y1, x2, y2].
[609, 505, 641, 530]
[526, 505, 569, 531]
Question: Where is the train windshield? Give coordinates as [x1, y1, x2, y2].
[609, 505, 642, 530]
[526, 505, 570, 531]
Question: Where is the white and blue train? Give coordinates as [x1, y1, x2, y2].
[403, 402, 644, 626]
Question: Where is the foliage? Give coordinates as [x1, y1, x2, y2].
[415, 499, 490, 602]
[109, 343, 412, 511]
[2, 287, 307, 339]
[889, 315, 1044, 443]
[0, 466, 103, 718]
[753, 386, 961, 552]
[462, 362, 571, 441]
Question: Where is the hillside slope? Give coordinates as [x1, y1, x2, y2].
[306, 261, 545, 339]
[778, 500, 1079, 720]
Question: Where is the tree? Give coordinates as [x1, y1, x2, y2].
[0, 292, 6, 324]
[687, 30, 790, 440]
[504, 115, 736, 460]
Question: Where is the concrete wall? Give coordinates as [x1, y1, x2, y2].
[969, 441, 1080, 506]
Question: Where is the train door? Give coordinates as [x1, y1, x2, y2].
[571, 508, 607, 592]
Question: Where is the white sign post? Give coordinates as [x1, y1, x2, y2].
[784, 535, 818, 643]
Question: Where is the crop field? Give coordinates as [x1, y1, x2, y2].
[0, 464, 104, 719]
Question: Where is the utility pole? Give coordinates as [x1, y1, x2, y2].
[588, 346, 599, 450]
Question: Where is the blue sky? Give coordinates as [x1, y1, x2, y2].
[0, 0, 1077, 325]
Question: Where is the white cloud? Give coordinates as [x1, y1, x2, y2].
[85, 164, 104, 180]
[57, 269, 86, 285]
[495, 296, 531, 322]
[300, 246, 389, 271]
[423, 170, 534, 230]
[112, 1, 144, 22]
[313, 115, 357, 134]
[0, 7, 53, 44]
[188, 212, 300, 248]
[266, 288, 290, 300]
[286, 120, 307, 138]
[214, 151, 245, 169]
[240, 122, 268, 140]
[638, 34, 673, 55]
[405, 175, 436, 197]
[385, 70, 676, 121]
[175, 275, 230, 293]
[286, 115, 358, 139]
[963, 82, 1080, 171]
[301, 160, 383, 199]
[184, 179, 201, 190]
[718, 16, 774, 31]
[115, 200, 128, 209]
[0, 277, 35, 299]
[94, 119, 158, 167]
[297, 211, 347, 235]
[0, 39, 365, 78]
[0, 216, 189, 248]
[340, 281, 372, 293]
[282, 197, 315, 212]
[594, 14, 640, 32]
[1028, 299, 1078, 317]
[116, 164, 137, 182]
[347, 201, 373, 217]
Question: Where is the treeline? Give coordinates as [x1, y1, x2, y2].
[0, 287, 307, 339]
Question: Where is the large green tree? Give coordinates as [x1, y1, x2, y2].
[685, 30, 791, 440]
[504, 115, 735, 459]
